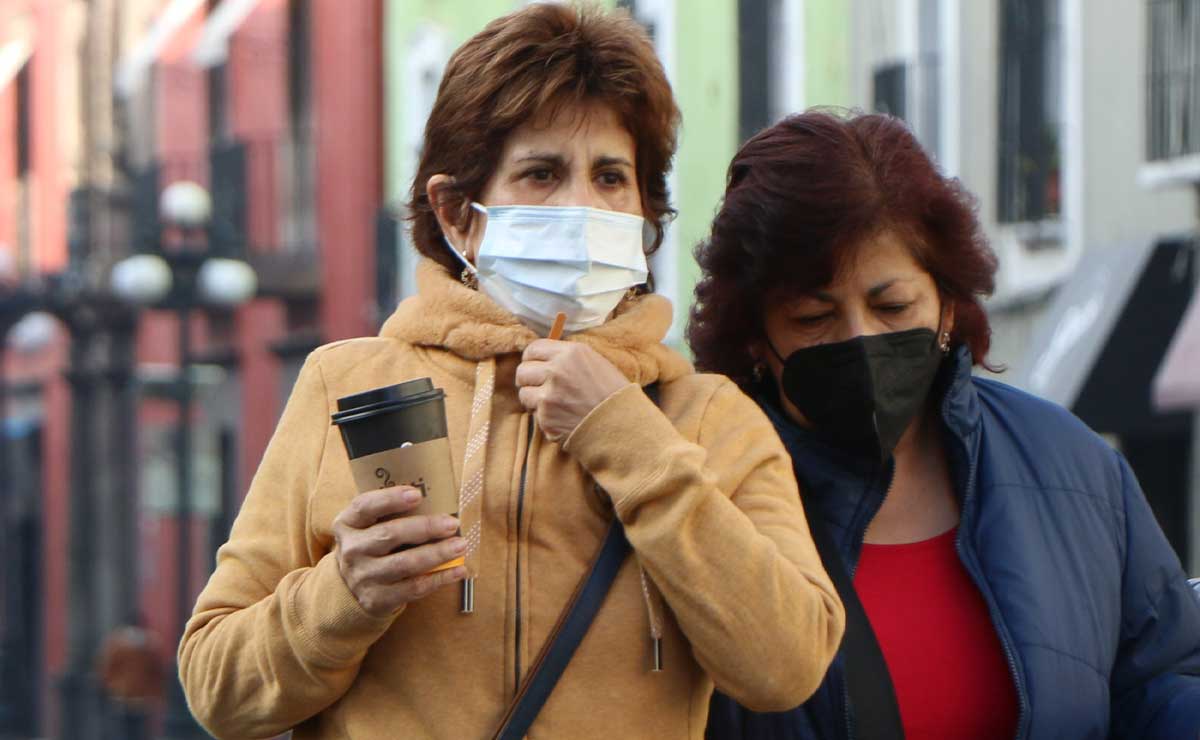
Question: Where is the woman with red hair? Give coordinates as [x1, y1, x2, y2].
[693, 111, 1200, 740]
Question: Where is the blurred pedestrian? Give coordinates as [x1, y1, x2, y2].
[693, 110, 1200, 740]
[97, 623, 161, 740]
[178, 6, 843, 739]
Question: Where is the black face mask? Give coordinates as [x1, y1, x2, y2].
[768, 328, 945, 461]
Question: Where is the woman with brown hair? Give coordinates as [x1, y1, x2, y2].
[178, 6, 843, 739]
[694, 110, 1200, 740]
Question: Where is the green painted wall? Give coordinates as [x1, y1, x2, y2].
[804, 0, 852, 108]
[383, 0, 527, 206]
[671, 0, 738, 345]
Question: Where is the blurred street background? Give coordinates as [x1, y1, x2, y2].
[0, 0, 1198, 737]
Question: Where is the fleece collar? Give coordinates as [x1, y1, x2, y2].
[380, 260, 693, 386]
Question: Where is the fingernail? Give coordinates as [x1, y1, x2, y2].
[402, 488, 422, 504]
[441, 515, 459, 532]
[450, 537, 468, 554]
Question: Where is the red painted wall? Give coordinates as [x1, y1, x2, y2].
[22, 2, 69, 731]
[227, 0, 287, 493]
[28, 0, 65, 273]
[312, 0, 383, 342]
[0, 84, 15, 253]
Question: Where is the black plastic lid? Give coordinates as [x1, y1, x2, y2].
[335, 377, 435, 413]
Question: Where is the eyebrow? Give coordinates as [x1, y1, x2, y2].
[594, 155, 634, 169]
[867, 279, 901, 298]
[514, 152, 566, 167]
[808, 278, 910, 303]
[511, 152, 634, 169]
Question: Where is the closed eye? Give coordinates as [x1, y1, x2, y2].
[793, 312, 833, 325]
[876, 303, 911, 314]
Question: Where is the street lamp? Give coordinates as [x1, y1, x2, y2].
[0, 297, 56, 734]
[110, 180, 256, 739]
[2, 272, 139, 740]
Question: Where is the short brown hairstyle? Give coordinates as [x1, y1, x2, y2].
[688, 110, 999, 388]
[407, 3, 680, 275]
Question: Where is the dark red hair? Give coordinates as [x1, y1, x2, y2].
[687, 110, 999, 387]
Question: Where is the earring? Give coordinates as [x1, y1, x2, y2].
[752, 362, 766, 382]
[460, 267, 478, 290]
[938, 331, 951, 353]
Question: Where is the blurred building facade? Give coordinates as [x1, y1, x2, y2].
[1, 0, 384, 737]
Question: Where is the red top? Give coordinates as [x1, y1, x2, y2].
[854, 528, 1019, 740]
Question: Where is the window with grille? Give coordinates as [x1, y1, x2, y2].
[206, 0, 228, 142]
[737, 0, 771, 142]
[916, 0, 941, 157]
[997, 0, 1062, 224]
[284, 0, 317, 255]
[873, 63, 907, 119]
[1147, 0, 1200, 161]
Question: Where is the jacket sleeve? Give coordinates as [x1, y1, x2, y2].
[177, 352, 398, 739]
[1109, 450, 1200, 740]
[563, 380, 845, 711]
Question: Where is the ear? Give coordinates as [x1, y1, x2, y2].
[940, 298, 956, 341]
[426, 174, 476, 261]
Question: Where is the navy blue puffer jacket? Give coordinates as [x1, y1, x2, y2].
[707, 348, 1200, 740]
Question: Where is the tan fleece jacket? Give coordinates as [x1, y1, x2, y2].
[179, 261, 844, 739]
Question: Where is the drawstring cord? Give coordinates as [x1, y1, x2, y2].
[459, 358, 496, 614]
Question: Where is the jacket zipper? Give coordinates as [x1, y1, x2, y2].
[841, 461, 895, 740]
[513, 415, 534, 692]
[942, 396, 1029, 740]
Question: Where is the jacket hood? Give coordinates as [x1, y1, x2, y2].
[380, 260, 693, 385]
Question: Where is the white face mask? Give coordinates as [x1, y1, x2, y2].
[443, 203, 651, 334]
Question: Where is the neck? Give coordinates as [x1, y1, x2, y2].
[891, 402, 941, 470]
[863, 402, 960, 544]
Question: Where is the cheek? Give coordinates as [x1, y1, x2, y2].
[601, 187, 641, 217]
[912, 298, 946, 331]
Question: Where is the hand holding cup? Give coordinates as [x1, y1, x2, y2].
[332, 485, 468, 618]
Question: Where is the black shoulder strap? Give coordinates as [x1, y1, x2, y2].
[492, 382, 660, 740]
[797, 493, 905, 740]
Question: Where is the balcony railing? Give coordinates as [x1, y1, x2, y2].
[129, 129, 320, 298]
[1147, 0, 1200, 161]
[234, 127, 318, 259]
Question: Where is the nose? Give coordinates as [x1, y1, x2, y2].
[836, 307, 882, 342]
[551, 172, 607, 209]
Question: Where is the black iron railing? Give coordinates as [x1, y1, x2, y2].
[131, 129, 318, 264]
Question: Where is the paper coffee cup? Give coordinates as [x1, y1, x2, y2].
[331, 377, 463, 573]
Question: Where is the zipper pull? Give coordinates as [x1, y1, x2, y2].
[652, 637, 663, 672]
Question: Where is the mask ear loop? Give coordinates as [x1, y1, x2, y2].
[763, 334, 788, 365]
[442, 202, 489, 280]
